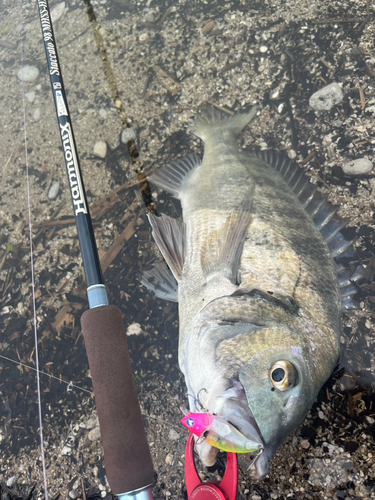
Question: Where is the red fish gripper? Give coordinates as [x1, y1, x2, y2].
[185, 433, 238, 500]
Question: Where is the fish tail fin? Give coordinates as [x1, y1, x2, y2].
[190, 106, 258, 141]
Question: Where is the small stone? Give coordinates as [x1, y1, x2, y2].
[33, 108, 41, 120]
[62, 445, 72, 455]
[88, 426, 101, 441]
[144, 12, 155, 22]
[288, 149, 297, 160]
[17, 65, 39, 82]
[259, 141, 267, 150]
[25, 91, 35, 103]
[93, 141, 107, 158]
[168, 429, 180, 441]
[115, 100, 122, 109]
[6, 476, 17, 487]
[318, 410, 325, 420]
[366, 416, 375, 425]
[202, 21, 214, 34]
[259, 46, 268, 53]
[301, 439, 310, 449]
[139, 32, 148, 43]
[86, 416, 99, 429]
[165, 453, 173, 465]
[51, 2, 66, 23]
[48, 181, 60, 200]
[309, 82, 344, 111]
[126, 323, 142, 336]
[69, 490, 80, 500]
[333, 118, 343, 127]
[342, 158, 373, 176]
[99, 108, 107, 119]
[121, 127, 136, 144]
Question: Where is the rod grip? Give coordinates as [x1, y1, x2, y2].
[81, 305, 154, 494]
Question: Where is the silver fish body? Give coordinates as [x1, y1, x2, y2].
[143, 108, 360, 476]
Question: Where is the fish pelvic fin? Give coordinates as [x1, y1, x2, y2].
[148, 153, 201, 197]
[148, 213, 185, 281]
[201, 184, 254, 283]
[141, 261, 178, 302]
[190, 106, 258, 141]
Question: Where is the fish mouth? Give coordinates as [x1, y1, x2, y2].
[204, 382, 270, 478]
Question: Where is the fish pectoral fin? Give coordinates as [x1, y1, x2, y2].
[148, 212, 185, 280]
[201, 184, 254, 284]
[141, 261, 178, 302]
[148, 153, 201, 197]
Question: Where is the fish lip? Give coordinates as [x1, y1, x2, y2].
[210, 384, 269, 477]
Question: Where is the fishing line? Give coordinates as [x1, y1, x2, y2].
[20, 0, 49, 498]
[0, 354, 94, 395]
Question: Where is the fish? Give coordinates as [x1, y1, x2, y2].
[142, 107, 363, 477]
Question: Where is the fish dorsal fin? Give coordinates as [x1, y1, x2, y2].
[141, 261, 178, 302]
[190, 106, 257, 141]
[148, 213, 185, 281]
[148, 153, 201, 197]
[201, 185, 254, 284]
[251, 149, 364, 310]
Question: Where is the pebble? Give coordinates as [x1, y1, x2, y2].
[51, 2, 66, 23]
[88, 426, 101, 441]
[318, 410, 325, 420]
[126, 323, 142, 336]
[309, 82, 344, 111]
[301, 439, 310, 449]
[93, 141, 107, 158]
[69, 490, 80, 500]
[25, 91, 35, 103]
[165, 453, 173, 465]
[48, 181, 60, 200]
[86, 416, 99, 429]
[62, 445, 72, 455]
[342, 158, 373, 175]
[121, 127, 136, 144]
[144, 12, 155, 23]
[259, 46, 268, 53]
[99, 108, 107, 119]
[33, 108, 41, 121]
[6, 476, 17, 487]
[288, 149, 297, 160]
[139, 33, 148, 43]
[17, 65, 39, 82]
[202, 20, 214, 34]
[168, 429, 180, 441]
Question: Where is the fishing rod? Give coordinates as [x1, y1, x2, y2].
[35, 1, 154, 498]
[34, 2, 241, 499]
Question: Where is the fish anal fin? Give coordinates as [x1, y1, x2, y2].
[201, 185, 254, 284]
[148, 213, 185, 281]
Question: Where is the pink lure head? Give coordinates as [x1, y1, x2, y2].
[180, 409, 215, 437]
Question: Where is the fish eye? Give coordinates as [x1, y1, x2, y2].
[270, 361, 298, 391]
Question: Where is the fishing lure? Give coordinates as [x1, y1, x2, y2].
[180, 407, 263, 454]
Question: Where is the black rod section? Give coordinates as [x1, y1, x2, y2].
[36, 0, 103, 288]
